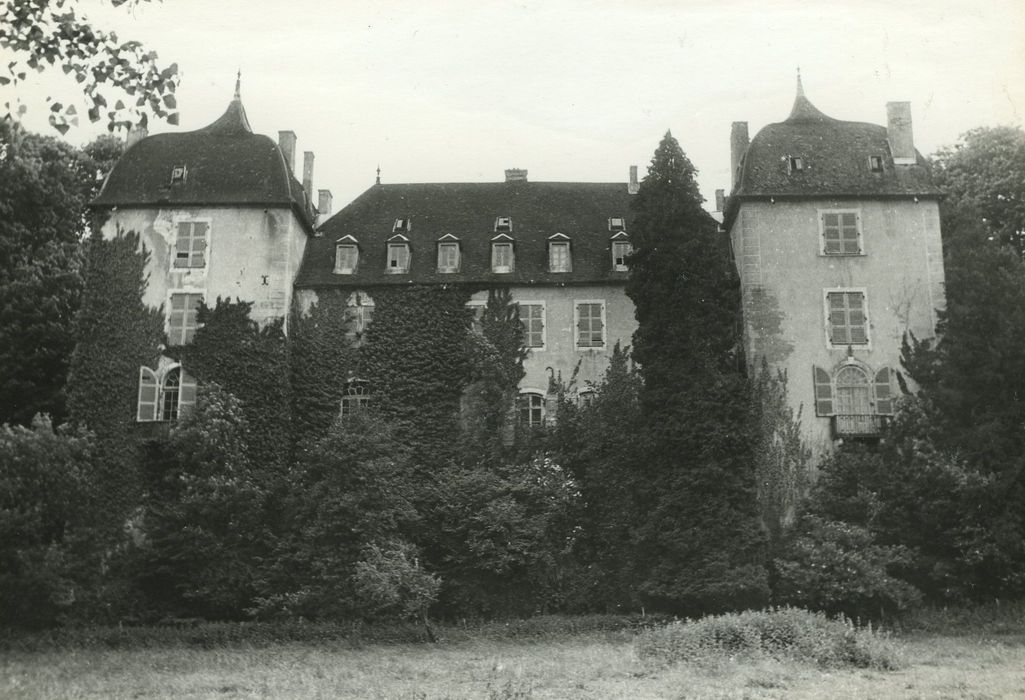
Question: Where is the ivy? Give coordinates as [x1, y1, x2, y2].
[65, 230, 163, 521]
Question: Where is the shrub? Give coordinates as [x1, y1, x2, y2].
[634, 607, 903, 670]
[353, 539, 441, 640]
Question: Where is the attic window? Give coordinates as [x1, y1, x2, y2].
[393, 218, 411, 233]
[170, 165, 187, 185]
[608, 217, 626, 232]
[494, 216, 512, 233]
[787, 156, 805, 174]
[869, 155, 884, 173]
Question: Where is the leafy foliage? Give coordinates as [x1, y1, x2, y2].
[625, 131, 768, 613]
[65, 229, 164, 520]
[137, 386, 269, 619]
[353, 539, 441, 639]
[0, 121, 122, 425]
[0, 417, 97, 628]
[0, 0, 180, 133]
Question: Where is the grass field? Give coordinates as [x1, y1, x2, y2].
[3, 618, 1025, 699]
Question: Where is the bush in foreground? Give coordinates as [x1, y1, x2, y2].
[635, 608, 903, 670]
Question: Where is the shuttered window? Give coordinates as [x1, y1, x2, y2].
[575, 302, 605, 349]
[821, 212, 861, 255]
[137, 364, 197, 422]
[168, 293, 203, 345]
[174, 222, 208, 268]
[874, 367, 895, 415]
[826, 291, 868, 346]
[519, 303, 545, 349]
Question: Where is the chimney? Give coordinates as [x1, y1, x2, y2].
[302, 151, 314, 200]
[125, 125, 148, 148]
[730, 122, 749, 189]
[628, 165, 639, 194]
[886, 102, 916, 165]
[318, 189, 333, 219]
[505, 168, 528, 182]
[715, 189, 725, 212]
[278, 130, 297, 172]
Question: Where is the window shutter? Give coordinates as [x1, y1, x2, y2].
[874, 367, 894, 415]
[179, 370, 198, 416]
[137, 366, 159, 422]
[813, 366, 833, 416]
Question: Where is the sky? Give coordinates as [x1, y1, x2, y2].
[3, 0, 1024, 212]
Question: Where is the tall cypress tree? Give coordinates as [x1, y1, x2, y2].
[625, 131, 768, 613]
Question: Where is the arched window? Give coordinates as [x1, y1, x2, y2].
[137, 362, 197, 422]
[813, 363, 895, 437]
[517, 392, 545, 427]
[341, 379, 371, 418]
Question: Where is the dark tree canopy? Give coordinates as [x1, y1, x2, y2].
[0, 0, 180, 133]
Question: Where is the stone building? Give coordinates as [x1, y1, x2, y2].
[92, 82, 318, 420]
[724, 77, 945, 458]
[295, 169, 641, 425]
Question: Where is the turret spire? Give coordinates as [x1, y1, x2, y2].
[234, 70, 241, 99]
[795, 67, 804, 98]
[786, 70, 834, 123]
[376, 164, 381, 185]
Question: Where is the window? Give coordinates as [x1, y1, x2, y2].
[393, 218, 411, 233]
[608, 217, 626, 232]
[578, 389, 596, 407]
[612, 240, 632, 271]
[494, 216, 512, 233]
[575, 301, 606, 349]
[869, 155, 884, 172]
[335, 244, 359, 274]
[549, 239, 571, 273]
[346, 291, 374, 339]
[387, 242, 410, 273]
[519, 303, 545, 349]
[492, 240, 514, 273]
[825, 290, 868, 346]
[168, 293, 203, 345]
[137, 363, 196, 422]
[341, 379, 371, 417]
[169, 164, 187, 185]
[813, 364, 895, 437]
[466, 301, 486, 333]
[437, 241, 460, 273]
[517, 392, 545, 427]
[821, 211, 862, 255]
[787, 156, 804, 173]
[173, 222, 208, 269]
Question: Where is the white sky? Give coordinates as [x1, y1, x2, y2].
[3, 0, 1024, 211]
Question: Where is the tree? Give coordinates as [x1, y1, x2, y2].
[1, 0, 180, 133]
[933, 126, 1025, 255]
[0, 120, 121, 426]
[625, 131, 768, 613]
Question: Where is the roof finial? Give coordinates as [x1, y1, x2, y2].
[376, 164, 381, 185]
[234, 70, 241, 99]
[795, 67, 804, 98]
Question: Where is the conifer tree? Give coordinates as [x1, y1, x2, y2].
[625, 131, 768, 613]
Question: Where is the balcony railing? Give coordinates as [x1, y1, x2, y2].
[832, 414, 886, 438]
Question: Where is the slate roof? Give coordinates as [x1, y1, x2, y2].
[93, 96, 315, 231]
[295, 181, 638, 288]
[725, 87, 940, 227]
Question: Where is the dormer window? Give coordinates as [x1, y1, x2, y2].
[494, 216, 512, 233]
[787, 156, 804, 173]
[548, 234, 571, 273]
[611, 232, 632, 272]
[386, 235, 410, 273]
[170, 165, 187, 185]
[437, 235, 461, 273]
[491, 234, 514, 273]
[868, 155, 884, 173]
[335, 244, 359, 275]
[393, 218, 411, 233]
[608, 217, 626, 232]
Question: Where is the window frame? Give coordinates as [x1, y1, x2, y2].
[166, 291, 204, 346]
[823, 288, 871, 349]
[491, 235, 515, 273]
[172, 218, 210, 270]
[548, 234, 572, 273]
[517, 301, 546, 350]
[386, 235, 411, 273]
[494, 216, 513, 233]
[340, 378, 371, 418]
[868, 155, 885, 173]
[516, 390, 546, 428]
[611, 237, 632, 272]
[465, 300, 487, 333]
[574, 299, 607, 350]
[787, 155, 805, 173]
[436, 237, 461, 273]
[334, 239, 360, 274]
[818, 209, 864, 256]
[137, 362, 197, 422]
